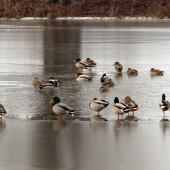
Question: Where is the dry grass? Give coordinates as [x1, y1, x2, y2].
[1, 0, 170, 19]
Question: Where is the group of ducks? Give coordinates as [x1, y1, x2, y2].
[0, 58, 165, 121]
[74, 58, 167, 121]
[89, 96, 139, 120]
[74, 58, 139, 120]
[32, 77, 58, 89]
[29, 58, 166, 121]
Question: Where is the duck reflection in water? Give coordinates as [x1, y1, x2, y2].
[115, 72, 123, 78]
[53, 120, 71, 132]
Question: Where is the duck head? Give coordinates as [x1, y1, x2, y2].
[75, 73, 82, 78]
[75, 58, 81, 63]
[114, 97, 119, 103]
[113, 62, 120, 66]
[162, 94, 165, 101]
[50, 96, 60, 104]
[149, 68, 155, 72]
[93, 98, 97, 101]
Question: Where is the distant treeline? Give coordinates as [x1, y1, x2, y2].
[0, 0, 170, 19]
[43, 0, 82, 6]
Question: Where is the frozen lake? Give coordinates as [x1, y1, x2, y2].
[1, 18, 170, 169]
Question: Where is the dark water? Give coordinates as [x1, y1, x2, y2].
[1, 18, 170, 169]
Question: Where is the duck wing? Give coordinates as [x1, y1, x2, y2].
[129, 100, 139, 111]
[94, 100, 109, 107]
[79, 61, 90, 67]
[56, 103, 73, 111]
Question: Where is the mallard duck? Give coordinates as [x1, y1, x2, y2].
[39, 83, 57, 89]
[39, 77, 58, 89]
[113, 62, 123, 73]
[49, 77, 58, 86]
[0, 104, 6, 120]
[122, 96, 139, 116]
[32, 77, 45, 87]
[104, 79, 115, 87]
[149, 68, 164, 76]
[50, 96, 74, 120]
[75, 73, 92, 81]
[99, 85, 109, 92]
[126, 68, 138, 75]
[112, 97, 130, 120]
[75, 58, 90, 73]
[89, 98, 109, 115]
[159, 94, 169, 118]
[100, 73, 108, 82]
[85, 58, 97, 72]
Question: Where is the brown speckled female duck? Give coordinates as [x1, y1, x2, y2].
[149, 68, 164, 76]
[113, 62, 123, 73]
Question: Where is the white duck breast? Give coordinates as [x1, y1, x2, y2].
[75, 61, 89, 69]
[76, 75, 92, 81]
[52, 103, 73, 115]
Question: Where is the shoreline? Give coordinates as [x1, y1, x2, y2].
[1, 0, 170, 19]
[1, 16, 168, 20]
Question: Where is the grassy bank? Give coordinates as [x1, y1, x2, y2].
[1, 0, 170, 19]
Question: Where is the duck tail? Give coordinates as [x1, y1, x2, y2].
[53, 82, 58, 87]
[103, 103, 109, 107]
[123, 107, 130, 113]
[69, 110, 74, 115]
[88, 77, 92, 81]
[39, 85, 43, 89]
